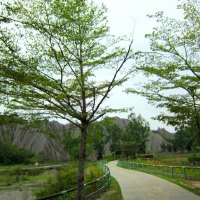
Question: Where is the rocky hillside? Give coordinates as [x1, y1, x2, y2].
[111, 117, 174, 152]
[0, 121, 68, 161]
[0, 118, 174, 161]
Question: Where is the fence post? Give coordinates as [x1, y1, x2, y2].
[96, 179, 100, 198]
[107, 172, 111, 188]
[61, 191, 67, 200]
[104, 176, 107, 191]
[147, 164, 149, 173]
[103, 165, 106, 172]
[84, 183, 87, 199]
[170, 166, 174, 177]
[182, 167, 186, 179]
[142, 163, 144, 172]
[162, 166, 164, 176]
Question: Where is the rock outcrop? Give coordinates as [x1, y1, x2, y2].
[0, 121, 68, 161]
[146, 131, 170, 152]
[0, 118, 174, 161]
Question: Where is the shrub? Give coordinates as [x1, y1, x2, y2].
[34, 164, 78, 198]
[0, 142, 35, 165]
[188, 154, 200, 164]
[34, 163, 104, 199]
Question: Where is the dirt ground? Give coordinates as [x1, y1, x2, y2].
[0, 187, 35, 200]
[190, 180, 200, 189]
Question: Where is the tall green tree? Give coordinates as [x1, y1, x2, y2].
[128, 0, 200, 145]
[87, 120, 107, 160]
[104, 118, 123, 157]
[173, 126, 194, 152]
[62, 126, 80, 161]
[124, 113, 150, 154]
[0, 0, 134, 198]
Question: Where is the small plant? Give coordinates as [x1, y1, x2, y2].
[188, 154, 200, 164]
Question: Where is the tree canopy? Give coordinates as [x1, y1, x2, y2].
[0, 0, 134, 126]
[128, 0, 200, 145]
[0, 0, 134, 198]
[124, 113, 150, 154]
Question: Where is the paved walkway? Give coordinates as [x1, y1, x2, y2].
[106, 161, 200, 200]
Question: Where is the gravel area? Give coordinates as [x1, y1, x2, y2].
[0, 187, 35, 200]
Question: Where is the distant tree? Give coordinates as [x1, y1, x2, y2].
[173, 126, 195, 152]
[166, 143, 172, 152]
[160, 142, 166, 152]
[62, 127, 80, 161]
[124, 113, 150, 154]
[0, 0, 134, 198]
[127, 0, 200, 147]
[103, 118, 123, 157]
[120, 142, 137, 160]
[0, 141, 34, 164]
[87, 121, 105, 160]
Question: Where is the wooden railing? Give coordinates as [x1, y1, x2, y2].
[118, 160, 200, 179]
[37, 161, 110, 200]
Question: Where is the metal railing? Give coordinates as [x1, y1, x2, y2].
[37, 161, 111, 200]
[118, 160, 200, 179]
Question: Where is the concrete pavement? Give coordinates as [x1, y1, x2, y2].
[106, 161, 200, 200]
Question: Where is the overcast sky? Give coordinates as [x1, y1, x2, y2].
[95, 0, 184, 132]
[0, 0, 184, 132]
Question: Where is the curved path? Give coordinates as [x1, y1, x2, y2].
[106, 161, 199, 200]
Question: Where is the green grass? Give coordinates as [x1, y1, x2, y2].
[99, 176, 122, 200]
[27, 171, 56, 184]
[0, 162, 110, 199]
[0, 174, 18, 187]
[0, 169, 57, 190]
[153, 174, 200, 196]
[101, 156, 119, 162]
[139, 153, 200, 166]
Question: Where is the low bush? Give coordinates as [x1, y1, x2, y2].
[34, 163, 104, 199]
[0, 142, 35, 165]
[188, 154, 200, 164]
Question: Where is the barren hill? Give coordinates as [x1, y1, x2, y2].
[0, 118, 174, 161]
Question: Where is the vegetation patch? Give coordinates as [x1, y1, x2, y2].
[134, 153, 200, 166]
[0, 142, 35, 165]
[101, 176, 122, 200]
[34, 163, 105, 199]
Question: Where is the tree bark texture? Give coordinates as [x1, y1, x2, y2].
[76, 122, 88, 200]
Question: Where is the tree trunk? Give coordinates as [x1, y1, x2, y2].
[76, 122, 88, 200]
